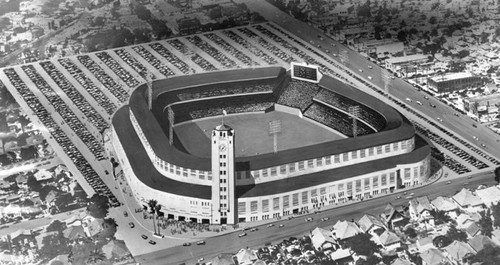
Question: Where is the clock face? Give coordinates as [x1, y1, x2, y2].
[219, 144, 226, 152]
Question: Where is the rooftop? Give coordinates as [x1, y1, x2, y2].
[429, 72, 475, 82]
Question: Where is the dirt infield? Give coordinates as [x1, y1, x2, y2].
[174, 110, 345, 158]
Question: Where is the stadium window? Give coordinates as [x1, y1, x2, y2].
[404, 168, 411, 179]
[199, 173, 205, 180]
[316, 158, 323, 167]
[292, 193, 299, 206]
[373, 176, 378, 188]
[401, 140, 407, 150]
[298, 161, 305, 171]
[364, 178, 370, 190]
[320, 187, 326, 195]
[283, 195, 289, 208]
[413, 167, 418, 178]
[385, 144, 390, 153]
[351, 151, 357, 159]
[289, 163, 296, 173]
[389, 173, 395, 184]
[368, 148, 374, 156]
[376, 146, 382, 154]
[393, 142, 399, 151]
[245, 172, 250, 179]
[262, 200, 269, 212]
[355, 180, 362, 192]
[236, 172, 241, 179]
[176, 169, 181, 175]
[334, 155, 340, 163]
[273, 197, 280, 210]
[311, 189, 317, 197]
[262, 169, 268, 178]
[325, 156, 331, 165]
[347, 182, 353, 192]
[190, 170, 197, 177]
[254, 170, 260, 178]
[360, 149, 366, 158]
[343, 153, 348, 162]
[271, 167, 277, 176]
[238, 202, 246, 214]
[280, 165, 286, 175]
[307, 159, 314, 168]
[302, 191, 308, 204]
[337, 184, 344, 191]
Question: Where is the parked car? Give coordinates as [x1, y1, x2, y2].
[197, 240, 206, 245]
[148, 240, 156, 245]
[183, 242, 191, 246]
[141, 235, 147, 240]
[239, 232, 247, 237]
[128, 222, 134, 228]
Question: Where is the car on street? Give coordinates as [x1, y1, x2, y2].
[416, 101, 422, 105]
[424, 96, 429, 99]
[446, 181, 452, 184]
[406, 98, 412, 102]
[305, 217, 313, 222]
[123, 211, 128, 217]
[198, 258, 204, 262]
[321, 217, 330, 221]
[250, 228, 258, 232]
[359, 69, 363, 72]
[183, 242, 191, 246]
[467, 175, 473, 179]
[368, 65, 372, 69]
[279, 224, 285, 228]
[128, 222, 134, 228]
[141, 235, 147, 240]
[148, 240, 156, 245]
[473, 124, 477, 128]
[368, 76, 372, 80]
[238, 232, 247, 237]
[267, 224, 275, 227]
[196, 240, 206, 245]
[395, 195, 401, 199]
[430, 104, 436, 108]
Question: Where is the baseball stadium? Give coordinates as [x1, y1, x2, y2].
[111, 65, 431, 224]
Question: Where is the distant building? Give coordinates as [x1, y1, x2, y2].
[427, 72, 483, 95]
[385, 54, 428, 74]
[463, 93, 500, 120]
[176, 17, 201, 35]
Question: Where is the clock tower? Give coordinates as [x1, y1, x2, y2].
[211, 123, 236, 224]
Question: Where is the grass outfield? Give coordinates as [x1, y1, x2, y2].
[174, 111, 345, 158]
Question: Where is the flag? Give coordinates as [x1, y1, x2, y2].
[222, 109, 227, 116]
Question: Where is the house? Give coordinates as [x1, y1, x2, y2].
[456, 213, 475, 229]
[357, 214, 386, 236]
[468, 234, 496, 252]
[452, 188, 484, 212]
[330, 248, 354, 265]
[408, 196, 433, 223]
[82, 217, 103, 237]
[377, 230, 401, 251]
[416, 236, 434, 253]
[431, 196, 459, 219]
[34, 169, 53, 182]
[391, 258, 411, 265]
[102, 239, 130, 260]
[464, 223, 481, 238]
[419, 248, 448, 265]
[35, 231, 59, 250]
[62, 225, 86, 241]
[209, 253, 236, 265]
[444, 241, 476, 264]
[332, 220, 362, 241]
[234, 248, 258, 265]
[380, 204, 406, 230]
[475, 186, 500, 207]
[310, 227, 336, 251]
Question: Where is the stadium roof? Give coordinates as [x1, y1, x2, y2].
[124, 67, 415, 172]
[112, 106, 430, 199]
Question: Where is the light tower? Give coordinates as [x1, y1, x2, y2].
[348, 106, 360, 138]
[211, 116, 236, 225]
[382, 69, 392, 97]
[147, 72, 153, 110]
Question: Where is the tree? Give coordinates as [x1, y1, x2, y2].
[472, 245, 500, 264]
[346, 233, 379, 256]
[433, 235, 452, 248]
[148, 199, 158, 235]
[397, 30, 407, 42]
[39, 185, 58, 202]
[429, 16, 437, 24]
[494, 167, 500, 184]
[446, 224, 467, 242]
[46, 220, 66, 233]
[404, 227, 417, 239]
[87, 194, 109, 219]
[39, 233, 71, 260]
[26, 174, 41, 192]
[87, 248, 105, 264]
[430, 209, 452, 225]
[491, 202, 500, 228]
[479, 209, 493, 237]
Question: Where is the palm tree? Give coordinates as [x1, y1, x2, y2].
[155, 204, 162, 234]
[147, 199, 158, 234]
[87, 248, 105, 264]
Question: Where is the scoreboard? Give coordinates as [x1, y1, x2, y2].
[290, 62, 322, 83]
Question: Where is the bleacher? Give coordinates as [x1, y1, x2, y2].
[276, 78, 319, 111]
[314, 89, 386, 131]
[304, 102, 374, 137]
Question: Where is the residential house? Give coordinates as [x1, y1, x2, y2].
[452, 188, 484, 212]
[234, 248, 258, 265]
[357, 214, 386, 237]
[419, 248, 448, 265]
[380, 204, 407, 230]
[444, 240, 476, 265]
[391, 258, 411, 265]
[416, 236, 434, 253]
[35, 231, 59, 250]
[329, 248, 354, 265]
[431, 196, 459, 219]
[468, 234, 496, 252]
[82, 216, 103, 237]
[310, 227, 336, 251]
[377, 230, 401, 251]
[456, 213, 475, 229]
[331, 220, 362, 242]
[464, 223, 481, 239]
[209, 253, 236, 265]
[475, 186, 500, 207]
[408, 196, 434, 224]
[62, 225, 86, 242]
